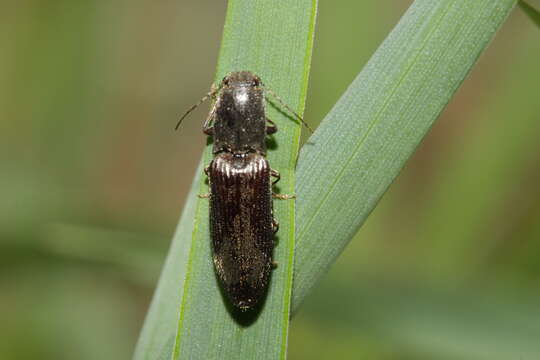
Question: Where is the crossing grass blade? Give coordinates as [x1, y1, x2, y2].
[292, 0, 517, 311]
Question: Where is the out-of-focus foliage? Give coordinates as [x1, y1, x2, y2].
[520, 0, 540, 27]
[1, 1, 539, 359]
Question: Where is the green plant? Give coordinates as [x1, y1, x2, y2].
[134, 0, 317, 358]
[134, 0, 519, 359]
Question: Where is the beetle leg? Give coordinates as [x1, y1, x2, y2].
[272, 218, 279, 234]
[198, 165, 211, 198]
[270, 169, 280, 185]
[271, 169, 294, 199]
[266, 118, 277, 134]
[272, 193, 296, 200]
[202, 103, 217, 135]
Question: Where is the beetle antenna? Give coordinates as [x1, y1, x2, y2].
[264, 86, 314, 133]
[175, 84, 220, 130]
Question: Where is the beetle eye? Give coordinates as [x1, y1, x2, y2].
[252, 78, 260, 86]
[222, 77, 229, 86]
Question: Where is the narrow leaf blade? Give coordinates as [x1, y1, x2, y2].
[293, 0, 516, 311]
[134, 0, 318, 359]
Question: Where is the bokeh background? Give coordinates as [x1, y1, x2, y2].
[2, 1, 540, 359]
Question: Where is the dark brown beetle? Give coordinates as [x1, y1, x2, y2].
[177, 71, 310, 310]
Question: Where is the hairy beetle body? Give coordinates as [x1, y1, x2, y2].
[177, 70, 308, 311]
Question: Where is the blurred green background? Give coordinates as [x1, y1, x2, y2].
[2, 1, 540, 359]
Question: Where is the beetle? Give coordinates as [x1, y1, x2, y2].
[176, 71, 310, 310]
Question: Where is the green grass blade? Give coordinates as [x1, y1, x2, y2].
[134, 0, 318, 359]
[293, 0, 516, 311]
[133, 165, 202, 359]
[520, 1, 540, 27]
